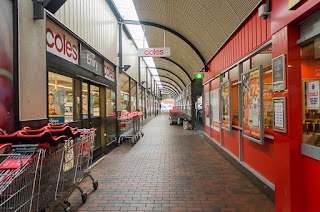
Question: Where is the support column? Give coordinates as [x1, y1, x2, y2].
[273, 25, 303, 212]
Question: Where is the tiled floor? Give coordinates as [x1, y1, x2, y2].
[67, 114, 274, 212]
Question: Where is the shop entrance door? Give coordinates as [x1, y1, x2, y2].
[82, 82, 102, 156]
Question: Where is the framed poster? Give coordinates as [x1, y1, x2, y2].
[272, 54, 286, 92]
[242, 65, 264, 144]
[273, 97, 287, 133]
[221, 81, 232, 131]
[306, 81, 320, 110]
[205, 92, 210, 127]
[211, 89, 220, 132]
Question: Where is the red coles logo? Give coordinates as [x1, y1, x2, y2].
[144, 49, 164, 56]
[46, 28, 78, 61]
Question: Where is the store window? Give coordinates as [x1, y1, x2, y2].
[74, 79, 81, 121]
[48, 72, 74, 124]
[82, 83, 89, 119]
[90, 85, 100, 117]
[130, 79, 137, 112]
[229, 66, 239, 126]
[120, 73, 130, 112]
[106, 88, 116, 117]
[140, 86, 145, 115]
[302, 37, 320, 147]
[252, 46, 273, 131]
[106, 88, 116, 145]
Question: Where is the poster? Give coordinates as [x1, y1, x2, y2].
[272, 54, 286, 91]
[307, 81, 320, 109]
[82, 94, 88, 118]
[273, 97, 287, 133]
[205, 92, 210, 127]
[211, 89, 219, 132]
[263, 90, 273, 129]
[242, 66, 264, 144]
[221, 81, 231, 130]
[0, 0, 14, 133]
[48, 90, 66, 124]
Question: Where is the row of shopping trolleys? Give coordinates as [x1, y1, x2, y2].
[0, 123, 98, 212]
[117, 112, 144, 146]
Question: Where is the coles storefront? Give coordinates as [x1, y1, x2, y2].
[203, 0, 320, 211]
[46, 17, 117, 157]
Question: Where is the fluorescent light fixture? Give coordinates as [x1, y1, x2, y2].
[113, 0, 161, 86]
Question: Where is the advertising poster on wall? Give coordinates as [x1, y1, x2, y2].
[306, 81, 320, 109]
[273, 97, 287, 133]
[221, 81, 231, 130]
[242, 66, 264, 144]
[211, 89, 220, 132]
[82, 95, 88, 118]
[0, 1, 14, 133]
[48, 90, 66, 124]
[205, 92, 210, 127]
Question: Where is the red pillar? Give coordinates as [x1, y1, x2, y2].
[272, 25, 304, 212]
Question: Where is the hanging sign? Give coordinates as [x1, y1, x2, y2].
[272, 54, 286, 91]
[242, 66, 264, 144]
[138, 47, 171, 57]
[273, 97, 287, 133]
[307, 81, 320, 109]
[221, 81, 231, 130]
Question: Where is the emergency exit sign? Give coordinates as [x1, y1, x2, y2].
[194, 73, 204, 79]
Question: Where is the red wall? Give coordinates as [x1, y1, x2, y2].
[204, 1, 320, 211]
[222, 129, 239, 157]
[206, 8, 275, 183]
[271, 0, 320, 34]
[302, 156, 320, 211]
[207, 10, 271, 80]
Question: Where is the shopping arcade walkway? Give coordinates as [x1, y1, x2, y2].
[69, 114, 274, 212]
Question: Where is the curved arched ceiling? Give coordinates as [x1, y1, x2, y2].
[154, 72, 185, 88]
[152, 58, 190, 84]
[159, 81, 180, 94]
[133, 0, 261, 63]
[116, 0, 262, 97]
[143, 26, 203, 77]
[156, 77, 182, 91]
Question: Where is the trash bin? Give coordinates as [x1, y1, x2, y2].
[183, 120, 189, 130]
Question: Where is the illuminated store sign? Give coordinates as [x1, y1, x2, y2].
[46, 19, 78, 64]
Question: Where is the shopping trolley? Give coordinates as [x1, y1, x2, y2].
[0, 144, 46, 212]
[117, 115, 135, 146]
[169, 109, 179, 125]
[44, 128, 98, 211]
[133, 112, 144, 142]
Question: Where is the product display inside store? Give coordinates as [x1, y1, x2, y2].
[48, 72, 74, 124]
[302, 37, 320, 147]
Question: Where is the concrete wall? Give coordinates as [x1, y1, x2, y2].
[18, 0, 47, 121]
[54, 0, 118, 65]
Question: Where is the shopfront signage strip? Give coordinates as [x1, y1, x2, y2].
[104, 61, 115, 82]
[80, 44, 103, 76]
[46, 19, 78, 64]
